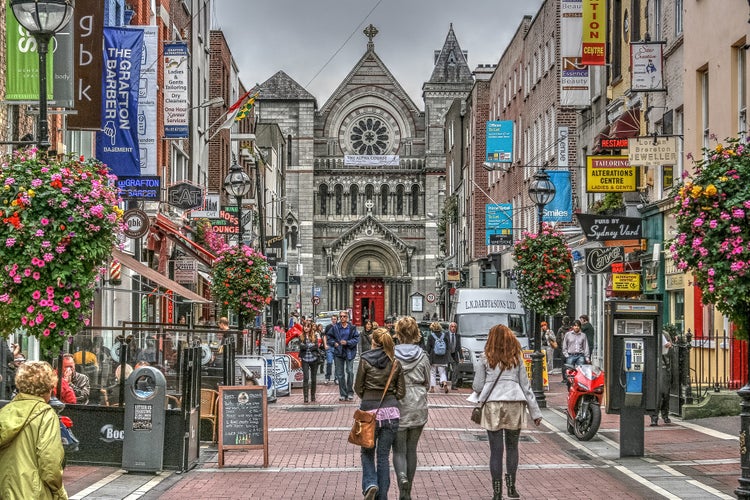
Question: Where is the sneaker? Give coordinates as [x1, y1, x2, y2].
[364, 485, 379, 500]
[650, 418, 659, 427]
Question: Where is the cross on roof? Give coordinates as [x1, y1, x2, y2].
[363, 24, 378, 48]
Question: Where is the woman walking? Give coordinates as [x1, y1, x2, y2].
[298, 321, 323, 403]
[392, 317, 431, 500]
[472, 324, 542, 500]
[0, 361, 68, 499]
[426, 321, 450, 393]
[354, 328, 406, 500]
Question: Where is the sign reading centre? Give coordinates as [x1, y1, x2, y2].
[486, 121, 513, 163]
[586, 156, 636, 192]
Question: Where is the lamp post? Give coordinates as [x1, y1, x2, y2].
[10, 0, 74, 151]
[223, 158, 252, 330]
[527, 169, 556, 408]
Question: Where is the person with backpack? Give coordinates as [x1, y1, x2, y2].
[426, 322, 450, 393]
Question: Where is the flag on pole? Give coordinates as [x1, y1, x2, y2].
[217, 89, 259, 131]
[235, 92, 259, 122]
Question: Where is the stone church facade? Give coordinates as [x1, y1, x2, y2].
[254, 25, 474, 326]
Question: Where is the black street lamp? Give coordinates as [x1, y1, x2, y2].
[10, 0, 74, 151]
[223, 157, 253, 245]
[527, 169, 556, 408]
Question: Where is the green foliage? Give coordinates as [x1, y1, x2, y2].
[211, 245, 273, 326]
[0, 150, 123, 356]
[512, 223, 573, 316]
[670, 137, 750, 339]
[590, 192, 624, 214]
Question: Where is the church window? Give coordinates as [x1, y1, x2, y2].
[381, 185, 389, 215]
[350, 184, 359, 215]
[335, 184, 343, 215]
[349, 116, 390, 155]
[319, 184, 328, 215]
[411, 184, 420, 216]
[365, 184, 374, 200]
[396, 184, 404, 215]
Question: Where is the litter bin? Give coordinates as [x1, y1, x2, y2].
[122, 366, 167, 472]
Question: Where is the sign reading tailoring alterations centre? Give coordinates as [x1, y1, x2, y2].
[586, 156, 636, 192]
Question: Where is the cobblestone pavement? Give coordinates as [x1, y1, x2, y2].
[63, 379, 740, 499]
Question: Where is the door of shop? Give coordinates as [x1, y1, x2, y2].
[353, 278, 384, 327]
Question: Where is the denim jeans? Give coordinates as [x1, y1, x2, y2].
[325, 347, 334, 380]
[301, 360, 319, 399]
[566, 354, 586, 367]
[334, 356, 354, 398]
[393, 425, 424, 488]
[361, 419, 399, 499]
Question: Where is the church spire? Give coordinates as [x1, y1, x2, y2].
[363, 24, 378, 51]
[427, 24, 473, 84]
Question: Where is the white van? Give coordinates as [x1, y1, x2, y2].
[450, 288, 528, 381]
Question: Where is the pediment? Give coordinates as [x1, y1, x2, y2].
[327, 215, 412, 255]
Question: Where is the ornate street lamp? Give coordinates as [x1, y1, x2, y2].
[223, 157, 253, 245]
[527, 169, 556, 408]
[10, 0, 74, 151]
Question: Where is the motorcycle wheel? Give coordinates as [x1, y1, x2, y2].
[566, 417, 575, 435]
[574, 402, 601, 441]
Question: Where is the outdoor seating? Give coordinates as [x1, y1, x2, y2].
[200, 388, 219, 442]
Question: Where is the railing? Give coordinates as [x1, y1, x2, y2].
[688, 328, 747, 402]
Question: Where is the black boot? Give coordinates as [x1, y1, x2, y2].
[492, 479, 503, 500]
[505, 474, 519, 499]
[303, 387, 309, 403]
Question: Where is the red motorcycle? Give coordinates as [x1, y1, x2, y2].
[565, 363, 605, 441]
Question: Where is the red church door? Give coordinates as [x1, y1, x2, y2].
[352, 278, 385, 327]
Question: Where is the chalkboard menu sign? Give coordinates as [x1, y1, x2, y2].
[218, 385, 268, 467]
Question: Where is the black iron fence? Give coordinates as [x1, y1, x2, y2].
[687, 328, 747, 402]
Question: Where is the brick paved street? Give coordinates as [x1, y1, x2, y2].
[63, 379, 739, 499]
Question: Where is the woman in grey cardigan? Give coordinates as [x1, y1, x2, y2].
[392, 316, 431, 500]
[472, 324, 542, 500]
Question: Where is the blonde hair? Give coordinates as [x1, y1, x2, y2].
[395, 316, 421, 344]
[371, 327, 395, 360]
[429, 321, 443, 332]
[15, 361, 57, 397]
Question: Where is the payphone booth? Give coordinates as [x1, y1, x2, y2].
[604, 299, 661, 457]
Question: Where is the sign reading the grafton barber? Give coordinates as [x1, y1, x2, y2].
[577, 214, 642, 241]
[585, 246, 624, 274]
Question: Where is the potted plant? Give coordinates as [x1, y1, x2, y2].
[0, 150, 123, 357]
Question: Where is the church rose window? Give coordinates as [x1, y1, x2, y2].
[349, 116, 391, 155]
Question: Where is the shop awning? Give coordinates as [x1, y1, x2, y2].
[153, 213, 216, 267]
[610, 108, 641, 138]
[112, 248, 210, 303]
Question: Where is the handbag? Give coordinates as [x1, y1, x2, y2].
[348, 359, 398, 448]
[470, 367, 504, 425]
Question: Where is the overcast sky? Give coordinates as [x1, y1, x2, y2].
[212, 0, 544, 106]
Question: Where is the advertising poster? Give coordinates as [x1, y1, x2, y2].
[586, 156, 636, 192]
[485, 203, 513, 246]
[581, 0, 606, 66]
[631, 42, 665, 92]
[486, 120, 514, 163]
[5, 4, 53, 101]
[545, 171, 573, 222]
[560, 0, 590, 107]
[163, 42, 189, 138]
[96, 27, 143, 177]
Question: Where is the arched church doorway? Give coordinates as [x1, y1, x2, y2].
[353, 278, 384, 326]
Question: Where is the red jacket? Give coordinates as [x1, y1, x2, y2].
[53, 378, 76, 404]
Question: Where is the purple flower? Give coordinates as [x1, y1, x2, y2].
[5, 237, 16, 247]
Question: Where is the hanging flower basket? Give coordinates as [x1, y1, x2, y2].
[0, 149, 123, 356]
[670, 137, 750, 339]
[513, 223, 573, 316]
[211, 244, 273, 326]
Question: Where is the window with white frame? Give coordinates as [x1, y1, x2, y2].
[738, 46, 747, 136]
[701, 70, 710, 155]
[653, 0, 662, 41]
[674, 0, 683, 35]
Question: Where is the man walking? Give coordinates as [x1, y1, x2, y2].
[323, 314, 338, 384]
[447, 322, 463, 390]
[579, 314, 596, 358]
[327, 311, 359, 400]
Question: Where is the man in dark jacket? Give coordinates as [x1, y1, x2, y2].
[327, 310, 359, 401]
[447, 322, 463, 390]
[579, 314, 596, 357]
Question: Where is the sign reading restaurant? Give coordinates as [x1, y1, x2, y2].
[586, 155, 636, 192]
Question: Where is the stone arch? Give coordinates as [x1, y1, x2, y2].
[337, 239, 404, 277]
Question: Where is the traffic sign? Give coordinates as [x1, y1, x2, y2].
[426, 293, 436, 303]
[312, 296, 320, 305]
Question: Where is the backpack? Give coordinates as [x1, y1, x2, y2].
[431, 332, 447, 356]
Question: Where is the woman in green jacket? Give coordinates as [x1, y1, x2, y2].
[0, 361, 68, 499]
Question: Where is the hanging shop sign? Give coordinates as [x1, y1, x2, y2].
[577, 214, 642, 241]
[585, 247, 624, 274]
[123, 209, 150, 239]
[628, 136, 677, 167]
[167, 182, 203, 210]
[586, 155, 636, 192]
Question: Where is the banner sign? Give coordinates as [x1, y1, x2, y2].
[137, 27, 158, 175]
[560, 0, 590, 107]
[96, 27, 143, 178]
[577, 214, 642, 241]
[117, 175, 160, 200]
[585, 246, 624, 274]
[344, 155, 400, 166]
[485, 203, 513, 246]
[581, 0, 606, 65]
[612, 273, 641, 292]
[163, 42, 189, 138]
[5, 4, 53, 101]
[558, 127, 570, 167]
[52, 19, 74, 108]
[69, 0, 104, 129]
[486, 121, 514, 163]
[586, 155, 636, 192]
[631, 41, 665, 92]
[545, 171, 573, 222]
[628, 136, 677, 167]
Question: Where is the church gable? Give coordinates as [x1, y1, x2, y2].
[254, 70, 316, 102]
[427, 23, 473, 85]
[328, 214, 412, 255]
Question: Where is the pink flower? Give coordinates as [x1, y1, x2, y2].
[61, 310, 69, 319]
[32, 290, 41, 300]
